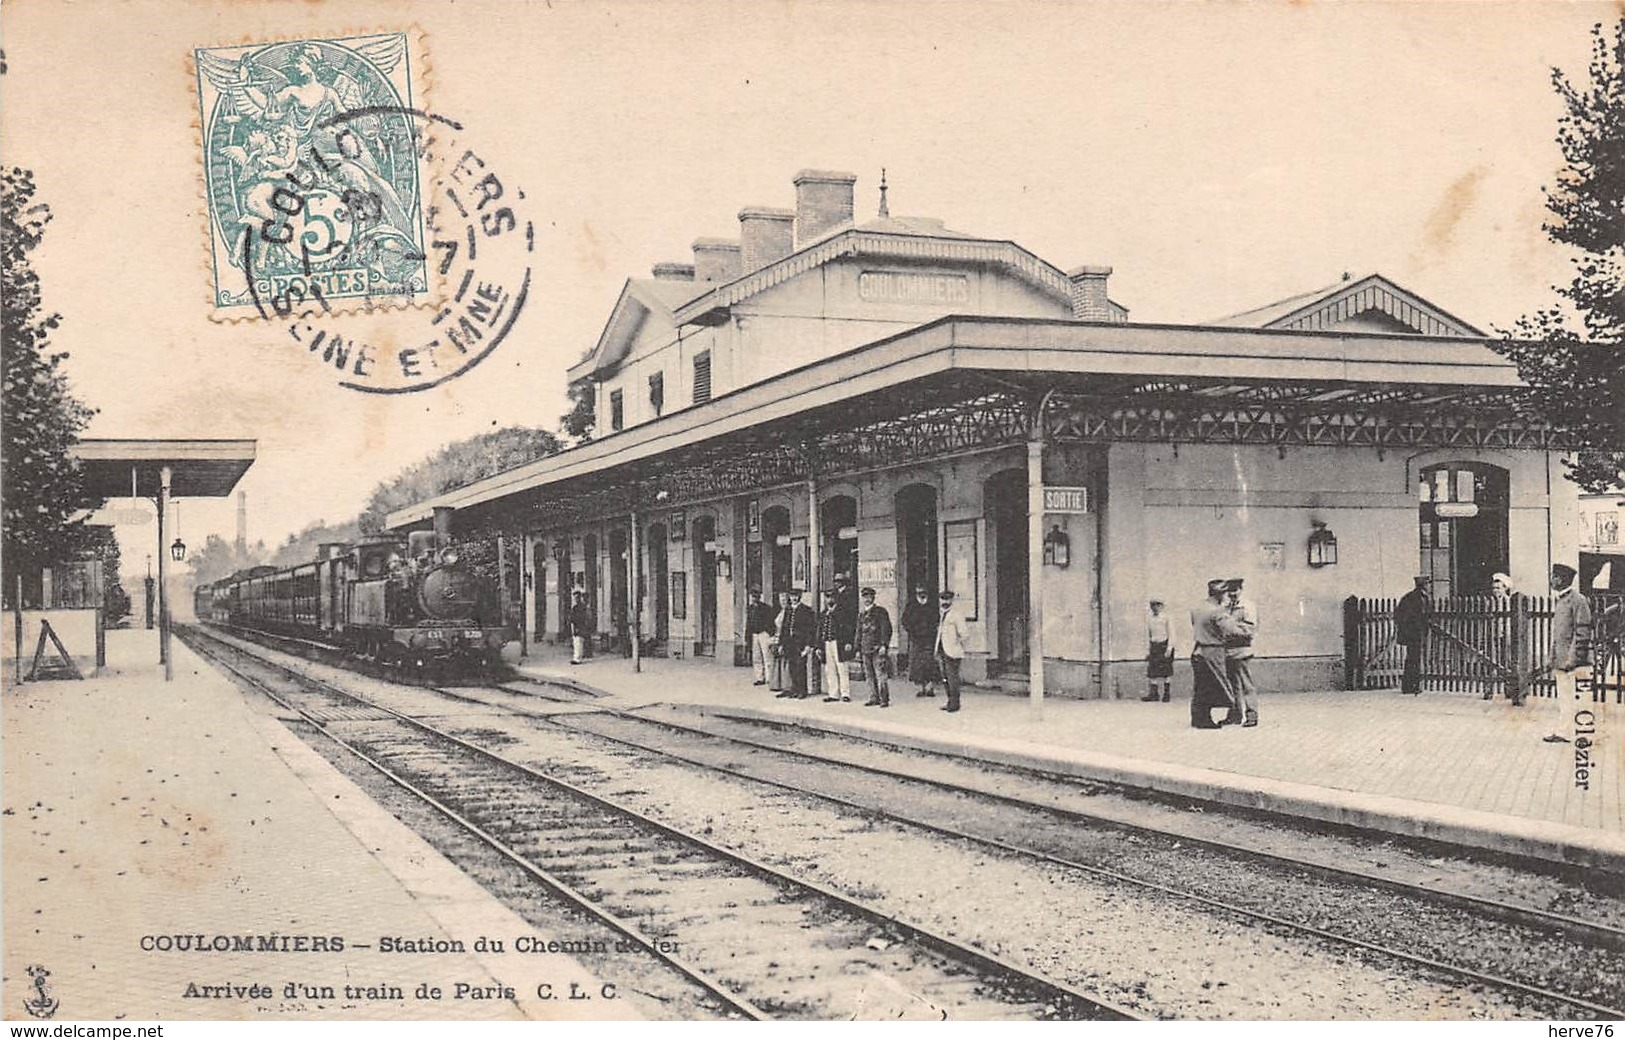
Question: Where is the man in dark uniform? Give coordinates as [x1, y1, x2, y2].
[744, 588, 776, 686]
[857, 587, 894, 707]
[775, 588, 818, 698]
[1394, 575, 1430, 696]
[900, 584, 940, 697]
[568, 590, 593, 665]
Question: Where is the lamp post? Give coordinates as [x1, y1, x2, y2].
[143, 555, 154, 630]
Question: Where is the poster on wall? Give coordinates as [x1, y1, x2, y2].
[791, 537, 809, 590]
[1599, 512, 1620, 546]
[944, 520, 979, 620]
[747, 500, 762, 540]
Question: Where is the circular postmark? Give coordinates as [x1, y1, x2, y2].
[247, 105, 535, 393]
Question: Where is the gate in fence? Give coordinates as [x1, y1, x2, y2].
[1343, 591, 1624, 702]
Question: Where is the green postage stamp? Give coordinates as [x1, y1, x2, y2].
[195, 32, 431, 320]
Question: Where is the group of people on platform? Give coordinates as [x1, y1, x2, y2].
[1394, 562, 1595, 744]
[745, 580, 971, 713]
[1146, 578, 1260, 729]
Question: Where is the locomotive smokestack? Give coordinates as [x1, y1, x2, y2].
[432, 506, 455, 545]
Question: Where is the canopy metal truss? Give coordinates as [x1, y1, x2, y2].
[449, 369, 1562, 537]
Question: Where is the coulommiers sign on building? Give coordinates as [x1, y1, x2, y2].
[858, 270, 970, 305]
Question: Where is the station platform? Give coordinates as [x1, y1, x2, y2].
[2, 628, 626, 1022]
[509, 642, 1625, 876]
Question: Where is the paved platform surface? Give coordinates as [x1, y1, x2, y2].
[3, 629, 626, 1022]
[511, 642, 1625, 873]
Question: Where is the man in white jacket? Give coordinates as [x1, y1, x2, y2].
[935, 589, 970, 714]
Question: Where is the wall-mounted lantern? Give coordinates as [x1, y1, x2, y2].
[715, 549, 732, 581]
[1307, 521, 1338, 568]
[1042, 524, 1071, 568]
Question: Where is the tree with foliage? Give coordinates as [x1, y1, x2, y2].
[185, 533, 270, 586]
[357, 426, 564, 533]
[1497, 19, 1625, 492]
[81, 525, 129, 622]
[3, 167, 101, 601]
[268, 519, 360, 568]
[559, 378, 595, 445]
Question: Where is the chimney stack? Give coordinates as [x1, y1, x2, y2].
[792, 169, 856, 247]
[692, 238, 742, 283]
[1067, 265, 1113, 322]
[432, 506, 455, 545]
[738, 206, 795, 270]
[651, 261, 695, 281]
[235, 490, 247, 555]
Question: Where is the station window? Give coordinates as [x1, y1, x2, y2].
[692, 351, 712, 405]
[609, 389, 624, 432]
[649, 371, 665, 417]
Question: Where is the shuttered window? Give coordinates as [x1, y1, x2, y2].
[692, 351, 712, 404]
[609, 389, 624, 432]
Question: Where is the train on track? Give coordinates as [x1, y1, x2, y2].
[193, 522, 511, 671]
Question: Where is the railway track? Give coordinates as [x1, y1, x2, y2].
[468, 680, 1625, 1020]
[178, 624, 1136, 1021]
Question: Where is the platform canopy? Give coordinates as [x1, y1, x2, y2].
[71, 439, 257, 499]
[387, 316, 1563, 534]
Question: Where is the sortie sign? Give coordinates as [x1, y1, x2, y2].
[1043, 486, 1090, 513]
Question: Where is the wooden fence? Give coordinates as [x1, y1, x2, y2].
[1343, 592, 1624, 702]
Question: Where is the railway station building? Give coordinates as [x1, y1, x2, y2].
[388, 169, 1576, 698]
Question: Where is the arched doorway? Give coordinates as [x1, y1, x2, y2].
[582, 533, 600, 656]
[608, 528, 629, 654]
[553, 541, 570, 643]
[693, 514, 718, 657]
[820, 495, 858, 587]
[895, 483, 939, 599]
[820, 494, 859, 621]
[647, 521, 670, 650]
[763, 506, 792, 596]
[531, 538, 547, 641]
[985, 468, 1028, 668]
[1419, 462, 1510, 597]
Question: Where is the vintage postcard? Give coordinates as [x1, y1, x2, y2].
[3, 0, 1623, 1032]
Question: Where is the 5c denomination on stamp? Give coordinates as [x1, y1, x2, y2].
[195, 32, 431, 319]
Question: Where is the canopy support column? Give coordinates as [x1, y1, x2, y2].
[158, 465, 172, 682]
[629, 511, 643, 673]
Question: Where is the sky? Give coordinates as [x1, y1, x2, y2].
[1, 0, 1614, 586]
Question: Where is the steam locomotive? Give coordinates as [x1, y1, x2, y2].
[193, 526, 511, 670]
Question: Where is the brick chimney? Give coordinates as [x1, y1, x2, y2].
[792, 169, 856, 247]
[1067, 265, 1113, 321]
[651, 261, 695, 281]
[738, 206, 795, 270]
[692, 238, 742, 284]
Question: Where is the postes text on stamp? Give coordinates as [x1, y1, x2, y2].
[196, 33, 430, 319]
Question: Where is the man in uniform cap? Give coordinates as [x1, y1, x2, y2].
[775, 588, 818, 698]
[1188, 579, 1244, 728]
[1222, 578, 1259, 727]
[1394, 575, 1430, 695]
[857, 587, 894, 707]
[1544, 563, 1593, 743]
[935, 589, 969, 713]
